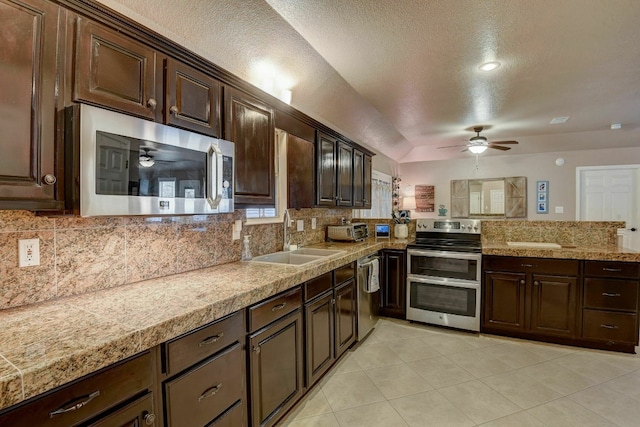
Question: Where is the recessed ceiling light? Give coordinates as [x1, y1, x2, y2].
[550, 116, 570, 124]
[610, 123, 622, 130]
[479, 61, 501, 71]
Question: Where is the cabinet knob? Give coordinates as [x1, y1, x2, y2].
[147, 98, 157, 109]
[143, 412, 156, 425]
[519, 280, 525, 285]
[533, 281, 540, 286]
[170, 105, 179, 115]
[252, 345, 261, 354]
[43, 174, 57, 185]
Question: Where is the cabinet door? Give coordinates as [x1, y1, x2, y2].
[530, 274, 577, 338]
[164, 58, 221, 137]
[336, 141, 354, 206]
[316, 132, 337, 206]
[304, 291, 335, 387]
[0, 0, 62, 209]
[483, 271, 527, 331]
[363, 154, 372, 209]
[334, 279, 357, 358]
[287, 134, 315, 209]
[87, 392, 154, 427]
[75, 18, 157, 119]
[248, 310, 303, 427]
[225, 87, 275, 207]
[352, 149, 365, 208]
[380, 250, 407, 319]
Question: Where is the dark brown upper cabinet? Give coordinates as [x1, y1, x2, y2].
[0, 0, 64, 210]
[225, 87, 275, 207]
[316, 132, 356, 207]
[316, 132, 338, 206]
[163, 57, 221, 137]
[75, 17, 157, 120]
[353, 149, 371, 208]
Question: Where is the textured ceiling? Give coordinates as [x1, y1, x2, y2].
[96, 0, 640, 163]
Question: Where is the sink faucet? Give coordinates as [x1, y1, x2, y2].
[283, 209, 291, 251]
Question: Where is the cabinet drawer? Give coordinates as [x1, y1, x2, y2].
[164, 310, 244, 376]
[335, 262, 356, 285]
[584, 278, 639, 311]
[164, 342, 244, 427]
[249, 287, 302, 333]
[583, 309, 638, 343]
[484, 256, 579, 275]
[0, 351, 152, 426]
[304, 272, 333, 302]
[209, 400, 245, 427]
[585, 261, 640, 279]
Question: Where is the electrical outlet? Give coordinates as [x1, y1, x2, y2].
[311, 218, 317, 229]
[555, 206, 564, 214]
[297, 220, 304, 232]
[18, 238, 40, 267]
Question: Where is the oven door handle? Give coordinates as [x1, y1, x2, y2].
[407, 249, 481, 261]
[407, 275, 480, 290]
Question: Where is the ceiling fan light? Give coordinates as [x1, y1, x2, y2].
[139, 155, 155, 168]
[468, 145, 488, 154]
[479, 61, 500, 71]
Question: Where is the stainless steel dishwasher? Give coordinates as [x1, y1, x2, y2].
[356, 253, 380, 340]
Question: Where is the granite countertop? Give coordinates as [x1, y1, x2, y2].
[0, 238, 408, 411]
[482, 243, 640, 262]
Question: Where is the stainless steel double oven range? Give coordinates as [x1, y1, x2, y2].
[406, 219, 482, 332]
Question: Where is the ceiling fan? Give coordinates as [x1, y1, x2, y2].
[438, 126, 519, 154]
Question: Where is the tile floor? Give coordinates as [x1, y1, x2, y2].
[278, 318, 640, 427]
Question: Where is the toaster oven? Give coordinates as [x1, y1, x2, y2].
[327, 223, 369, 242]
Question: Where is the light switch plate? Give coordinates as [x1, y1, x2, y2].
[297, 220, 304, 231]
[311, 218, 317, 229]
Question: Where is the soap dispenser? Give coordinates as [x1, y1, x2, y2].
[241, 235, 252, 261]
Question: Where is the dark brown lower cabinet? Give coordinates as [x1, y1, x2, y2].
[380, 249, 407, 319]
[483, 256, 580, 341]
[0, 351, 155, 426]
[304, 290, 335, 387]
[248, 309, 304, 427]
[334, 279, 357, 358]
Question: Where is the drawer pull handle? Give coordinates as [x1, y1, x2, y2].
[49, 390, 100, 417]
[602, 292, 621, 297]
[600, 324, 619, 329]
[521, 264, 536, 268]
[271, 302, 287, 312]
[198, 383, 222, 402]
[603, 268, 622, 272]
[199, 333, 224, 347]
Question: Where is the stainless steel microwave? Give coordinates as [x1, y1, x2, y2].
[73, 104, 234, 217]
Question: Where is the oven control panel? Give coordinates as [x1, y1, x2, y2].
[415, 219, 481, 233]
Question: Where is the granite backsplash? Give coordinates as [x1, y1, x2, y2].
[0, 208, 352, 310]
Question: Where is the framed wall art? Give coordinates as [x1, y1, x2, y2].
[536, 180, 549, 213]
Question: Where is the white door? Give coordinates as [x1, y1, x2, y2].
[577, 166, 639, 250]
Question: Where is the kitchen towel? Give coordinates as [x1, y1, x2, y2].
[365, 258, 380, 293]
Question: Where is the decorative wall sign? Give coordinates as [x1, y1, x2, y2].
[536, 180, 549, 213]
[415, 185, 435, 212]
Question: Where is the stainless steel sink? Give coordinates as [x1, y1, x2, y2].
[249, 248, 346, 266]
[250, 251, 324, 266]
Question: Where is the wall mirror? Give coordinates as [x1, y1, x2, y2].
[451, 177, 527, 218]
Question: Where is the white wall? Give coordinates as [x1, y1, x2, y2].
[399, 146, 640, 220]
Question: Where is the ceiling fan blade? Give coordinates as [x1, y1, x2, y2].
[437, 144, 470, 149]
[489, 145, 511, 151]
[490, 140, 518, 145]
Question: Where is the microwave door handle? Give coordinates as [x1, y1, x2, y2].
[207, 144, 223, 209]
